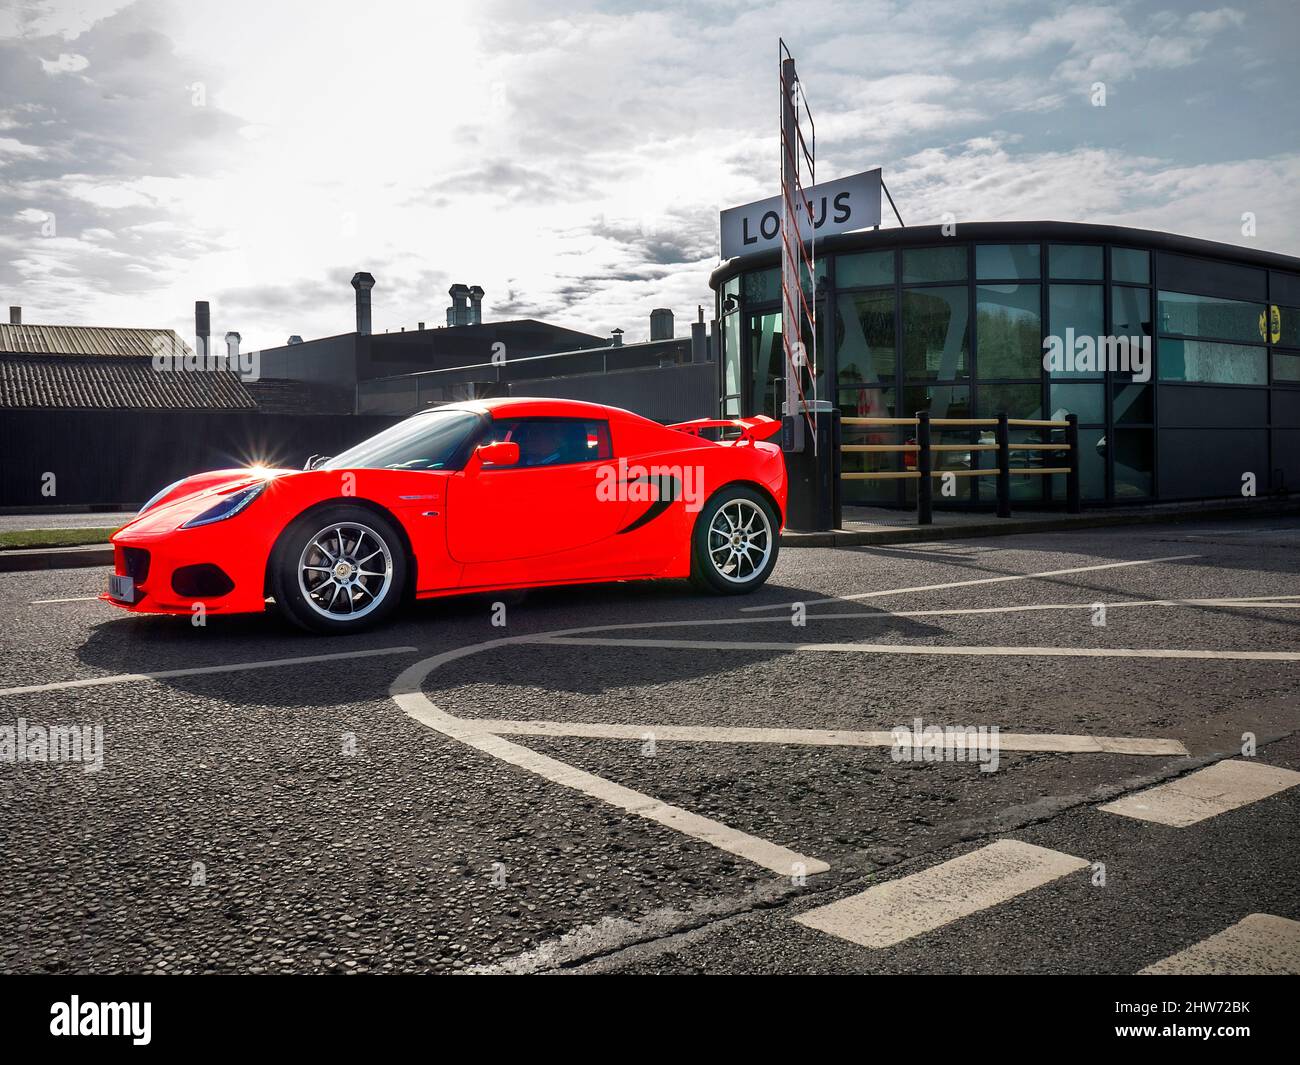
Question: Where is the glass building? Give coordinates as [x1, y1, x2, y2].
[711, 221, 1300, 507]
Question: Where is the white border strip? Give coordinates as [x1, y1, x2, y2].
[0, 645, 420, 697]
[533, 636, 1300, 663]
[473, 719, 1189, 756]
[742, 554, 1202, 611]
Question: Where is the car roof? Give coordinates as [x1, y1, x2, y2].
[424, 396, 643, 422]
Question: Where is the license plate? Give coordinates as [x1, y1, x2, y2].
[108, 574, 136, 603]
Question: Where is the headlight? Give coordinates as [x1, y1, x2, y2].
[139, 478, 186, 516]
[181, 483, 266, 529]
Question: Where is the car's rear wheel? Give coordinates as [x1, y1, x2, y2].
[272, 506, 407, 633]
[690, 485, 779, 594]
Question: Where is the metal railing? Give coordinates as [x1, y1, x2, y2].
[840, 412, 1081, 524]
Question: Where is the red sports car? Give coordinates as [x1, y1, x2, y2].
[103, 398, 787, 633]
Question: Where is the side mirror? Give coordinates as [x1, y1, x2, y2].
[476, 440, 520, 468]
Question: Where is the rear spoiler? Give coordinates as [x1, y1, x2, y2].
[668, 415, 782, 444]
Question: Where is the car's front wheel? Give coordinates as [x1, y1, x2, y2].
[690, 485, 779, 594]
[272, 506, 407, 633]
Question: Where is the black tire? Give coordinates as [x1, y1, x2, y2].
[271, 505, 408, 634]
[689, 484, 780, 595]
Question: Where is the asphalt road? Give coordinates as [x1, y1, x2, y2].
[1, 516, 1297, 975]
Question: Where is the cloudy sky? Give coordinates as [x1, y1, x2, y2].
[2, 0, 1297, 352]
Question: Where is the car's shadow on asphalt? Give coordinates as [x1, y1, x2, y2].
[72, 577, 945, 708]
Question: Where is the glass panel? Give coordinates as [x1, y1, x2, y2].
[1049, 382, 1104, 424]
[837, 384, 895, 419]
[1273, 352, 1300, 382]
[1048, 284, 1104, 379]
[742, 268, 780, 304]
[1111, 247, 1149, 284]
[1112, 285, 1152, 337]
[976, 244, 1040, 280]
[1112, 382, 1152, 424]
[1109, 382, 1151, 424]
[1274, 305, 1300, 349]
[1049, 245, 1103, 281]
[748, 311, 784, 418]
[902, 287, 969, 380]
[723, 312, 740, 401]
[981, 383, 1043, 419]
[836, 250, 894, 288]
[902, 246, 966, 284]
[722, 308, 743, 416]
[1113, 428, 1153, 497]
[1158, 290, 1266, 343]
[835, 289, 895, 394]
[840, 399, 903, 505]
[1158, 338, 1267, 385]
[902, 384, 971, 419]
[1051, 428, 1106, 502]
[977, 284, 1041, 378]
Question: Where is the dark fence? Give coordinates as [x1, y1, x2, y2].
[1, 411, 400, 509]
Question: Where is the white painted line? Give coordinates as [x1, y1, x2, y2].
[793, 839, 1088, 948]
[1098, 760, 1300, 827]
[741, 554, 1202, 611]
[0, 646, 421, 697]
[473, 719, 1188, 756]
[1140, 914, 1300, 975]
[532, 636, 1300, 663]
[29, 595, 101, 604]
[390, 639, 829, 878]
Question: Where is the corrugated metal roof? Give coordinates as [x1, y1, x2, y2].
[0, 323, 192, 358]
[0, 355, 257, 410]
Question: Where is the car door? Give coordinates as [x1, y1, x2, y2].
[445, 416, 630, 573]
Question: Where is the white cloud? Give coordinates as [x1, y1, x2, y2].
[39, 52, 89, 73]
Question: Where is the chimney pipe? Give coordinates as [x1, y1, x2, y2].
[649, 307, 674, 341]
[351, 272, 375, 336]
[195, 300, 210, 359]
[225, 331, 241, 362]
[690, 306, 708, 364]
[447, 283, 470, 327]
[610, 328, 624, 348]
[468, 285, 485, 326]
[8, 306, 20, 326]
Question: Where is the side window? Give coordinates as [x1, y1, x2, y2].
[490, 417, 613, 468]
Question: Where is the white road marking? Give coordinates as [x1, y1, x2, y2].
[532, 636, 1300, 663]
[390, 639, 829, 877]
[473, 719, 1188, 756]
[29, 595, 102, 604]
[0, 646, 420, 697]
[793, 839, 1088, 948]
[1140, 914, 1300, 975]
[742, 554, 1202, 611]
[1098, 760, 1300, 826]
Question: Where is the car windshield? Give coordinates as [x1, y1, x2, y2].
[321, 410, 482, 471]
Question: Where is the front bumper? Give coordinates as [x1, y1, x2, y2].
[102, 526, 272, 617]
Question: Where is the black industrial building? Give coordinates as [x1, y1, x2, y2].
[710, 221, 1300, 506]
